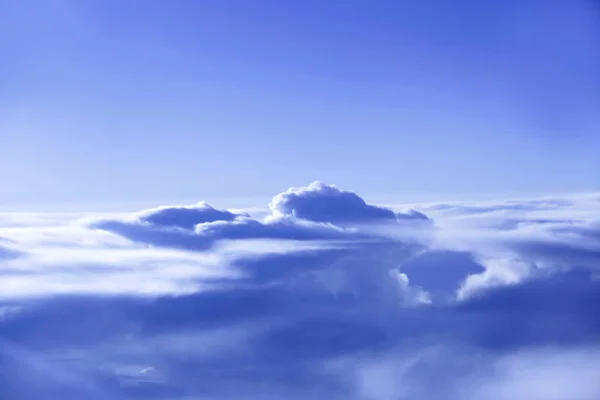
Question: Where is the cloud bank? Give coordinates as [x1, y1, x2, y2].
[1, 182, 599, 399]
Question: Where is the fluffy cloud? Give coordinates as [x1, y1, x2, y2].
[136, 201, 245, 229]
[270, 181, 429, 224]
[89, 181, 430, 253]
[0, 183, 433, 301]
[1, 183, 599, 399]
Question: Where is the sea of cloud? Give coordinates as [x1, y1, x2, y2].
[0, 182, 599, 399]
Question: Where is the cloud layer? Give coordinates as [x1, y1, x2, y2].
[1, 182, 599, 399]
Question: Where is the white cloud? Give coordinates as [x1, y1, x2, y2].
[456, 257, 533, 300]
[1, 183, 600, 398]
[330, 345, 600, 400]
[462, 347, 600, 400]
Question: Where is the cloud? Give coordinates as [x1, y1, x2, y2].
[81, 183, 432, 302]
[0, 183, 435, 302]
[399, 250, 485, 302]
[462, 347, 600, 400]
[1, 184, 600, 398]
[136, 201, 246, 229]
[270, 181, 430, 224]
[331, 345, 600, 400]
[89, 182, 431, 254]
[0, 244, 23, 261]
[419, 193, 600, 297]
[90, 214, 362, 253]
[3, 266, 599, 398]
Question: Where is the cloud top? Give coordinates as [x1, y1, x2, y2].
[270, 181, 429, 224]
[136, 202, 246, 230]
[89, 182, 431, 252]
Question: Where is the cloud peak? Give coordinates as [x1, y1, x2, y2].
[270, 181, 429, 224]
[136, 201, 246, 230]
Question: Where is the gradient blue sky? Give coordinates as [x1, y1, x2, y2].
[1, 0, 599, 209]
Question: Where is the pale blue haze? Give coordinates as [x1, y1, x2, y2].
[1, 0, 599, 208]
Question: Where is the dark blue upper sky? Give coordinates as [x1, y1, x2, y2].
[1, 0, 599, 208]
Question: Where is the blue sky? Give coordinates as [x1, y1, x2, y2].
[1, 0, 599, 209]
[2, 4, 600, 397]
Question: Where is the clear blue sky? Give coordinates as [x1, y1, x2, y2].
[1, 0, 599, 208]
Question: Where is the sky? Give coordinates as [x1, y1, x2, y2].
[1, 0, 600, 210]
[2, 2, 600, 397]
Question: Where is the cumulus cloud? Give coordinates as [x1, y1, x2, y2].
[0, 182, 435, 302]
[88, 182, 431, 255]
[1, 183, 600, 398]
[136, 201, 246, 229]
[270, 181, 429, 224]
